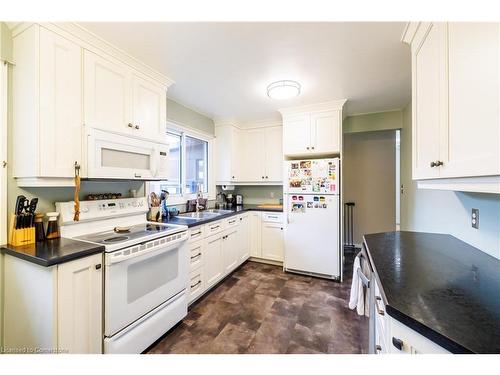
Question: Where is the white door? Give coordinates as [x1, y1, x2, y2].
[57, 253, 103, 354]
[264, 126, 283, 182]
[238, 214, 250, 263]
[39, 28, 82, 177]
[412, 22, 447, 179]
[261, 222, 284, 262]
[84, 50, 131, 135]
[239, 128, 265, 182]
[204, 233, 224, 288]
[310, 111, 341, 154]
[249, 211, 262, 257]
[223, 227, 239, 274]
[131, 72, 167, 142]
[283, 114, 310, 155]
[442, 22, 500, 178]
[284, 194, 340, 278]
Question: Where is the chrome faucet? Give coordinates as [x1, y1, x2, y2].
[196, 183, 205, 212]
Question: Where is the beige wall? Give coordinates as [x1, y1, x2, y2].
[400, 102, 500, 259]
[343, 110, 403, 134]
[343, 130, 397, 245]
[167, 98, 215, 136]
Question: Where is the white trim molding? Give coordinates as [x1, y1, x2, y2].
[417, 176, 500, 194]
[401, 22, 421, 45]
[278, 99, 347, 117]
[0, 61, 8, 244]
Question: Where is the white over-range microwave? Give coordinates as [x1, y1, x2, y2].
[87, 128, 169, 180]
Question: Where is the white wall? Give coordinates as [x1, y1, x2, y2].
[400, 103, 500, 259]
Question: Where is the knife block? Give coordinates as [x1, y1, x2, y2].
[8, 214, 35, 246]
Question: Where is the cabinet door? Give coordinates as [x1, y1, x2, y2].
[283, 114, 311, 155]
[57, 253, 103, 354]
[264, 126, 283, 182]
[412, 22, 447, 179]
[215, 125, 241, 183]
[261, 222, 284, 262]
[249, 211, 262, 257]
[310, 110, 341, 154]
[238, 214, 250, 263]
[204, 234, 224, 289]
[131, 72, 167, 141]
[222, 228, 239, 274]
[39, 28, 82, 177]
[442, 23, 500, 178]
[240, 128, 265, 182]
[84, 50, 131, 135]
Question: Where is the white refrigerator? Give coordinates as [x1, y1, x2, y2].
[283, 158, 340, 279]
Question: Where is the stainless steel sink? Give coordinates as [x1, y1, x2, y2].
[177, 211, 220, 219]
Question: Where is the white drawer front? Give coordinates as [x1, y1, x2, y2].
[206, 220, 223, 235]
[188, 226, 205, 241]
[262, 212, 283, 223]
[188, 269, 205, 303]
[189, 240, 204, 272]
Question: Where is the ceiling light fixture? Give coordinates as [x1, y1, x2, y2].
[267, 80, 301, 100]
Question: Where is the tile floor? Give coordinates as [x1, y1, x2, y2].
[147, 251, 368, 354]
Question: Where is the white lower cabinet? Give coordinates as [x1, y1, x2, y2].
[222, 227, 239, 274]
[261, 222, 284, 262]
[204, 233, 224, 290]
[238, 214, 250, 262]
[249, 212, 262, 257]
[3, 253, 103, 354]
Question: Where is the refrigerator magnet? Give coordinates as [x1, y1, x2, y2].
[307, 202, 313, 208]
[291, 162, 299, 169]
[300, 160, 311, 169]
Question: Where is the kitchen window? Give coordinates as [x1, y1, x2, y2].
[147, 124, 212, 204]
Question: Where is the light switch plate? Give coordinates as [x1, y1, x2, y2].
[472, 208, 479, 229]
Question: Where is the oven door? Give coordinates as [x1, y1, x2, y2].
[104, 234, 188, 337]
[87, 127, 169, 180]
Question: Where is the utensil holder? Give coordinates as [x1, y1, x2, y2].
[8, 214, 35, 246]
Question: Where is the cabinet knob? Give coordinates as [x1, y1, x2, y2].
[262, 176, 265, 179]
[306, 147, 310, 150]
[95, 264, 102, 270]
[392, 337, 403, 351]
[311, 146, 315, 150]
[127, 123, 134, 128]
[135, 125, 140, 130]
[430, 160, 444, 168]
[375, 345, 382, 353]
[265, 176, 268, 179]
[232, 176, 235, 179]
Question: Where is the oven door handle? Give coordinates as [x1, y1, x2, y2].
[107, 236, 186, 265]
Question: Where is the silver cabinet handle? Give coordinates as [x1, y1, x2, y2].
[210, 225, 220, 230]
[134, 173, 141, 178]
[190, 280, 202, 289]
[229, 219, 236, 224]
[190, 253, 201, 260]
[375, 296, 385, 316]
[191, 231, 202, 238]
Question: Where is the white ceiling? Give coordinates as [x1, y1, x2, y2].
[80, 22, 411, 123]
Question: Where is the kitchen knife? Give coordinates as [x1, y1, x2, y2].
[14, 195, 26, 229]
[28, 198, 38, 227]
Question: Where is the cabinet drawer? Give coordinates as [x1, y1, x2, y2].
[189, 240, 204, 272]
[189, 226, 205, 242]
[188, 269, 205, 304]
[224, 216, 239, 229]
[206, 220, 223, 235]
[262, 212, 283, 223]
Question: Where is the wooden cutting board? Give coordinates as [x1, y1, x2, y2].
[256, 204, 283, 209]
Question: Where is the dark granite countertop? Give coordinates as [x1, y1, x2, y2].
[163, 204, 283, 228]
[1, 238, 105, 267]
[363, 231, 500, 354]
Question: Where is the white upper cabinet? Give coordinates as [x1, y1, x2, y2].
[84, 51, 131, 135]
[444, 23, 499, 178]
[84, 52, 167, 142]
[282, 114, 310, 155]
[13, 25, 83, 183]
[12, 22, 173, 186]
[264, 126, 284, 182]
[131, 72, 167, 141]
[280, 100, 346, 157]
[215, 123, 282, 184]
[411, 22, 446, 180]
[403, 22, 500, 193]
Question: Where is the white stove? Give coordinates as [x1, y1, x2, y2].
[56, 197, 189, 354]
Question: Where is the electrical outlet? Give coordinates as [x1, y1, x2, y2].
[471, 208, 479, 229]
